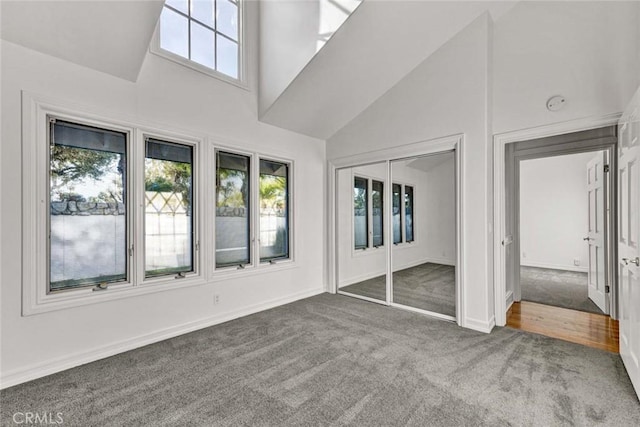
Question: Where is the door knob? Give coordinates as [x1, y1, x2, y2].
[583, 237, 593, 241]
[630, 257, 640, 266]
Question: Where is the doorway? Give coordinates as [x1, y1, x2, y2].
[330, 137, 462, 324]
[518, 150, 609, 315]
[501, 125, 619, 351]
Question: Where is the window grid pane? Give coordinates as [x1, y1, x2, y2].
[49, 121, 128, 292]
[144, 139, 194, 278]
[216, 151, 251, 267]
[259, 160, 289, 262]
[160, 0, 240, 79]
[354, 177, 368, 250]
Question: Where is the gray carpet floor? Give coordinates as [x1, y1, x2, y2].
[1, 293, 639, 426]
[521, 266, 604, 315]
[340, 263, 455, 317]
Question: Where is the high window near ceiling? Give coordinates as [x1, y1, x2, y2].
[158, 0, 240, 81]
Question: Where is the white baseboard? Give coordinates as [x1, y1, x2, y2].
[521, 260, 587, 273]
[339, 271, 385, 287]
[506, 290, 514, 310]
[422, 256, 456, 267]
[0, 288, 325, 390]
[464, 315, 495, 334]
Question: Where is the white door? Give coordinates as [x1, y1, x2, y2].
[619, 87, 640, 398]
[586, 152, 608, 313]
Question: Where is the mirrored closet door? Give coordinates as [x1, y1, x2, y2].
[390, 152, 457, 319]
[336, 162, 388, 303]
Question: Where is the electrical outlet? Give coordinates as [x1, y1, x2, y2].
[214, 294, 220, 305]
[573, 259, 580, 266]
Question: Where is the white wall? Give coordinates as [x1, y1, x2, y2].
[328, 14, 493, 332]
[259, 0, 319, 114]
[520, 152, 596, 273]
[0, 1, 326, 386]
[423, 154, 456, 265]
[258, 0, 360, 115]
[493, 1, 640, 134]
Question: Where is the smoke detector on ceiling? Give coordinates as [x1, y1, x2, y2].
[546, 95, 566, 111]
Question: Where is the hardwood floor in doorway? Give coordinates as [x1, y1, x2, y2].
[507, 301, 619, 353]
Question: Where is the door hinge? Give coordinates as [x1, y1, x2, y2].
[605, 285, 610, 293]
[604, 164, 610, 173]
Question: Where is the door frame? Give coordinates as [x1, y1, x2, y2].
[493, 113, 621, 326]
[327, 134, 464, 326]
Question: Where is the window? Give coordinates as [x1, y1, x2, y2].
[405, 185, 414, 242]
[372, 180, 383, 247]
[215, 151, 293, 269]
[392, 183, 402, 244]
[159, 0, 241, 80]
[49, 120, 128, 292]
[391, 182, 415, 245]
[354, 176, 385, 250]
[353, 176, 368, 250]
[24, 96, 295, 314]
[215, 151, 250, 268]
[259, 159, 290, 262]
[145, 138, 194, 278]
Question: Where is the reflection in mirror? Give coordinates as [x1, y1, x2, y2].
[391, 152, 456, 318]
[336, 162, 387, 302]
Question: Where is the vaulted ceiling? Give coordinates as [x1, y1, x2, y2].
[0, 0, 164, 82]
[259, 1, 517, 139]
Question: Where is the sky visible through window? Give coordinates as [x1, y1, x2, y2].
[160, 0, 239, 79]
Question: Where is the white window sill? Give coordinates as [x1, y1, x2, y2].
[149, 46, 248, 91]
[392, 241, 417, 249]
[211, 260, 297, 282]
[25, 276, 208, 316]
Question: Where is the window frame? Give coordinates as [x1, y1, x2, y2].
[391, 181, 417, 246]
[352, 173, 386, 253]
[22, 96, 206, 316]
[150, 0, 247, 89]
[47, 118, 134, 295]
[213, 148, 253, 270]
[258, 156, 292, 264]
[404, 184, 415, 243]
[137, 131, 202, 286]
[211, 146, 295, 277]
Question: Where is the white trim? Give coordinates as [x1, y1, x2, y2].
[493, 113, 622, 326]
[338, 270, 385, 288]
[421, 256, 456, 267]
[149, 0, 248, 90]
[390, 302, 456, 323]
[337, 291, 387, 306]
[0, 287, 324, 390]
[465, 315, 495, 334]
[521, 261, 588, 273]
[506, 290, 514, 310]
